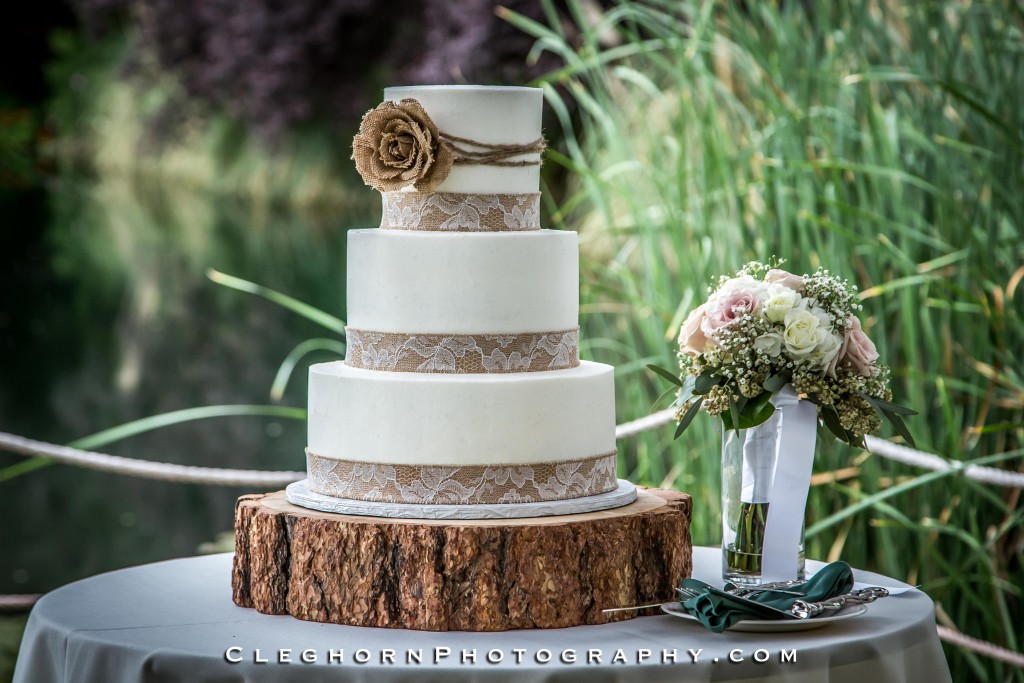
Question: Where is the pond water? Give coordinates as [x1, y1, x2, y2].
[0, 175, 375, 593]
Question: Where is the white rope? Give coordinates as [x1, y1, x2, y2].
[863, 435, 1024, 487]
[1, 409, 1022, 488]
[937, 625, 1024, 668]
[0, 594, 42, 612]
[614, 408, 677, 439]
[0, 432, 303, 488]
[615, 411, 1024, 488]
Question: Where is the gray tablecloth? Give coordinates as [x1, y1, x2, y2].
[13, 547, 951, 682]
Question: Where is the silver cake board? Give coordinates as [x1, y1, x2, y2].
[285, 479, 638, 520]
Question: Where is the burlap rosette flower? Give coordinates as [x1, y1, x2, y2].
[352, 99, 454, 193]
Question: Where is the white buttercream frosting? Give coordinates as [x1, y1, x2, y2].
[383, 85, 543, 194]
[308, 360, 615, 466]
[346, 228, 579, 334]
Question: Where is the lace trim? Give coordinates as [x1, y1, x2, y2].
[345, 327, 579, 373]
[381, 192, 541, 231]
[305, 450, 619, 504]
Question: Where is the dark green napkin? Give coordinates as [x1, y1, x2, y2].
[679, 561, 854, 633]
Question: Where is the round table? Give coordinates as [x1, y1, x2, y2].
[13, 547, 951, 682]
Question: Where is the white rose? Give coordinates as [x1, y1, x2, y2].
[762, 284, 802, 323]
[753, 330, 784, 357]
[809, 331, 844, 371]
[783, 308, 827, 358]
[808, 303, 833, 328]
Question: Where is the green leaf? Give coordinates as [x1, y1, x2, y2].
[882, 410, 917, 449]
[651, 385, 680, 412]
[721, 390, 776, 430]
[725, 394, 743, 433]
[694, 373, 720, 395]
[762, 372, 789, 393]
[733, 394, 749, 420]
[741, 402, 776, 429]
[68, 405, 307, 451]
[846, 429, 867, 450]
[647, 363, 683, 387]
[742, 390, 772, 419]
[207, 269, 346, 335]
[673, 375, 698, 409]
[674, 397, 703, 439]
[816, 423, 834, 443]
[858, 391, 918, 416]
[271, 338, 347, 402]
[820, 404, 849, 444]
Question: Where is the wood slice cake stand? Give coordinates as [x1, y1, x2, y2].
[232, 488, 692, 631]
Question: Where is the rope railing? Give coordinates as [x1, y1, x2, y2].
[0, 595, 42, 612]
[615, 409, 1024, 489]
[1, 411, 1023, 488]
[3, 415, 1023, 667]
[937, 626, 1024, 668]
[0, 432, 304, 488]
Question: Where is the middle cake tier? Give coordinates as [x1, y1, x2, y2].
[346, 228, 579, 335]
[306, 360, 617, 504]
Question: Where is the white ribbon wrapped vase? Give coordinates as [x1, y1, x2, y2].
[721, 385, 818, 584]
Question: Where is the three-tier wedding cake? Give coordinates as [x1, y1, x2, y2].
[232, 86, 692, 631]
[286, 85, 636, 517]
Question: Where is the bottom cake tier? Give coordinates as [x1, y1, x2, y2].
[232, 488, 692, 631]
[306, 360, 618, 505]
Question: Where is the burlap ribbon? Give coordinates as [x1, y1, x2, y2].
[345, 327, 579, 373]
[306, 450, 618, 505]
[381, 191, 541, 231]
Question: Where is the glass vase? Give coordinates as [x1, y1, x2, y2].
[720, 401, 811, 586]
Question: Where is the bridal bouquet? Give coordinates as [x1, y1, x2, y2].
[651, 260, 916, 581]
[652, 260, 914, 448]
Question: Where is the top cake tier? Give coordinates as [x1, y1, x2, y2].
[382, 85, 543, 195]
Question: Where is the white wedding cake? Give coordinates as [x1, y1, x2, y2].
[289, 85, 633, 516]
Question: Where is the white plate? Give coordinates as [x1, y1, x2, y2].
[661, 602, 868, 632]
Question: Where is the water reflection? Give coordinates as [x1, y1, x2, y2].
[0, 173, 374, 593]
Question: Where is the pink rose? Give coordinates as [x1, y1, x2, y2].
[765, 269, 804, 292]
[679, 304, 709, 357]
[841, 316, 879, 376]
[701, 288, 762, 338]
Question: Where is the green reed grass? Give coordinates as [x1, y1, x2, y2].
[506, 1, 1023, 679]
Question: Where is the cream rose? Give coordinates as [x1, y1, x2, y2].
[753, 330, 784, 357]
[765, 268, 805, 292]
[762, 283, 803, 324]
[809, 331, 844, 371]
[679, 304, 710, 357]
[842, 316, 880, 376]
[782, 307, 828, 358]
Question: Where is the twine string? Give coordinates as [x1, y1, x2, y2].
[440, 132, 546, 168]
